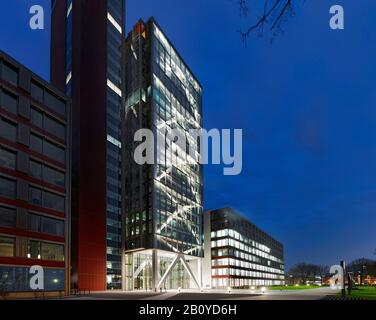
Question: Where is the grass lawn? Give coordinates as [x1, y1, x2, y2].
[270, 285, 323, 290]
[341, 286, 376, 300]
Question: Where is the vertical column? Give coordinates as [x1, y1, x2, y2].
[198, 258, 202, 289]
[121, 254, 126, 291]
[152, 249, 158, 292]
[132, 253, 135, 291]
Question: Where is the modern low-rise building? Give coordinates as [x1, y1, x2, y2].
[123, 18, 203, 291]
[0, 50, 71, 295]
[203, 208, 285, 289]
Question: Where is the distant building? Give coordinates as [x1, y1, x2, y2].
[0, 50, 71, 295]
[123, 18, 203, 291]
[353, 274, 376, 286]
[203, 208, 285, 289]
[322, 273, 376, 286]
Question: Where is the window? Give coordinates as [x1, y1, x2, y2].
[41, 216, 64, 236]
[29, 187, 64, 212]
[31, 81, 44, 102]
[31, 109, 66, 140]
[0, 90, 18, 114]
[30, 134, 42, 153]
[0, 117, 17, 141]
[44, 115, 65, 140]
[0, 206, 16, 228]
[2, 62, 18, 86]
[43, 165, 65, 187]
[44, 140, 65, 164]
[30, 107, 43, 127]
[41, 242, 64, 261]
[28, 213, 41, 232]
[30, 160, 42, 179]
[43, 191, 65, 212]
[28, 240, 40, 259]
[29, 186, 42, 206]
[30, 161, 65, 186]
[27, 213, 64, 236]
[0, 237, 15, 257]
[0, 177, 16, 198]
[0, 147, 16, 170]
[44, 91, 65, 116]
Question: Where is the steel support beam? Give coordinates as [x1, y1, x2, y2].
[180, 255, 201, 289]
[156, 254, 180, 290]
[133, 259, 150, 279]
[152, 249, 158, 292]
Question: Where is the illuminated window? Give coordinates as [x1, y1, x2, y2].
[0, 237, 15, 257]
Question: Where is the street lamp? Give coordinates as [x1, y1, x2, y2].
[361, 265, 366, 286]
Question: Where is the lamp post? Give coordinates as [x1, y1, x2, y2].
[347, 272, 353, 296]
[360, 265, 366, 286]
[340, 260, 346, 298]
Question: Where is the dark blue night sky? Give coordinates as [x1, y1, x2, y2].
[1, 0, 375, 269]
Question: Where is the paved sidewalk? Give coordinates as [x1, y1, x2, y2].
[62, 287, 338, 300]
[226, 287, 338, 300]
[142, 292, 179, 300]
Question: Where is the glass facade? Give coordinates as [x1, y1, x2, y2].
[65, 0, 73, 96]
[105, 0, 124, 289]
[151, 23, 203, 255]
[123, 18, 203, 290]
[207, 208, 285, 288]
[0, 266, 65, 292]
[124, 250, 193, 291]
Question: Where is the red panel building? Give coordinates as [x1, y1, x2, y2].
[0, 51, 71, 296]
[51, 0, 125, 290]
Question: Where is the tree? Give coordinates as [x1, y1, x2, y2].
[318, 265, 330, 285]
[235, 0, 297, 44]
[347, 258, 376, 277]
[288, 262, 328, 285]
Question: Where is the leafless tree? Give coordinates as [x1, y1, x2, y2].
[288, 262, 328, 284]
[235, 0, 297, 44]
[347, 258, 376, 276]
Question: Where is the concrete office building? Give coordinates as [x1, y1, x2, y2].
[51, 0, 125, 290]
[0, 51, 71, 295]
[123, 18, 203, 291]
[203, 208, 285, 289]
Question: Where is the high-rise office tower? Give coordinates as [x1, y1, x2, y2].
[51, 0, 125, 290]
[123, 18, 203, 291]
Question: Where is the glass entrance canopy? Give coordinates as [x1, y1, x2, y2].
[124, 249, 202, 291]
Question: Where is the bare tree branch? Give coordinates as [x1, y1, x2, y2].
[239, 0, 249, 16]
[236, 0, 295, 45]
[271, 0, 292, 30]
